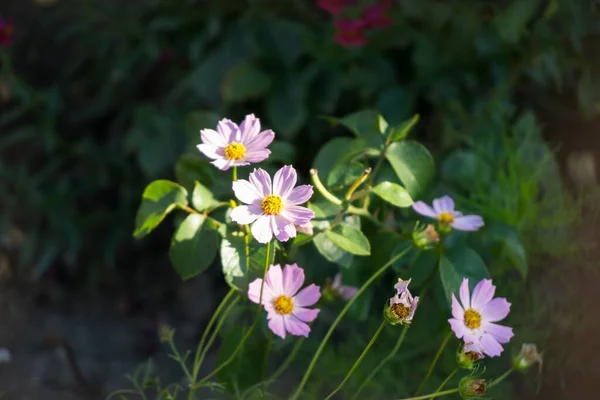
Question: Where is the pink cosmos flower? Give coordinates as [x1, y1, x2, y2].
[412, 195, 484, 231]
[330, 273, 358, 300]
[231, 166, 315, 243]
[0, 19, 14, 47]
[197, 113, 274, 171]
[334, 19, 367, 47]
[248, 263, 321, 339]
[362, 0, 392, 29]
[317, 0, 353, 15]
[448, 278, 514, 357]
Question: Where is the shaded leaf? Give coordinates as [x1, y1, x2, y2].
[385, 140, 434, 198]
[169, 214, 219, 280]
[134, 180, 188, 238]
[222, 62, 271, 103]
[192, 181, 216, 211]
[325, 224, 371, 256]
[388, 114, 420, 142]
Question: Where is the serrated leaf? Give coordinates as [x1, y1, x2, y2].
[169, 214, 219, 280]
[371, 181, 413, 208]
[134, 180, 188, 238]
[222, 62, 271, 103]
[385, 140, 434, 198]
[192, 181, 216, 211]
[325, 224, 371, 256]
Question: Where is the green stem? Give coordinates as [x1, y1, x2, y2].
[289, 245, 413, 400]
[415, 331, 453, 394]
[269, 338, 305, 381]
[167, 339, 192, 382]
[396, 388, 459, 400]
[325, 320, 386, 400]
[488, 368, 513, 388]
[261, 330, 273, 380]
[195, 240, 272, 387]
[233, 166, 238, 182]
[429, 368, 458, 400]
[352, 325, 409, 400]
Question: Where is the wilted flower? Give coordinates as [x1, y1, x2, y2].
[248, 264, 320, 339]
[448, 278, 514, 357]
[197, 113, 274, 171]
[412, 195, 484, 232]
[362, 0, 392, 29]
[457, 341, 485, 370]
[384, 278, 419, 325]
[459, 377, 487, 399]
[317, 0, 353, 14]
[334, 19, 367, 47]
[231, 166, 314, 243]
[327, 273, 358, 301]
[513, 343, 542, 373]
[0, 19, 14, 47]
[412, 223, 440, 249]
[296, 221, 314, 235]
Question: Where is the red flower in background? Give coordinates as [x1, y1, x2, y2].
[0, 19, 14, 47]
[362, 0, 392, 29]
[317, 0, 354, 15]
[334, 19, 367, 47]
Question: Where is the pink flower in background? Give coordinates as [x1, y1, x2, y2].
[231, 166, 315, 243]
[448, 278, 514, 357]
[362, 0, 392, 29]
[330, 273, 358, 300]
[412, 195, 484, 231]
[317, 0, 353, 15]
[248, 264, 321, 339]
[0, 19, 14, 47]
[334, 19, 367, 47]
[197, 114, 274, 171]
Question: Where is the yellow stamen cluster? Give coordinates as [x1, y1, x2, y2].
[437, 212, 455, 225]
[464, 308, 482, 329]
[261, 194, 283, 215]
[391, 303, 410, 319]
[273, 295, 294, 315]
[224, 142, 246, 160]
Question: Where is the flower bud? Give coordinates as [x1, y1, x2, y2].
[383, 278, 419, 326]
[412, 223, 440, 250]
[457, 342, 485, 370]
[229, 199, 237, 209]
[513, 343, 542, 373]
[158, 324, 175, 343]
[459, 377, 487, 399]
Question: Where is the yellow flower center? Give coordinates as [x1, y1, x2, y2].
[437, 212, 455, 225]
[465, 351, 482, 361]
[464, 308, 482, 329]
[273, 295, 294, 315]
[224, 142, 246, 160]
[391, 303, 410, 320]
[261, 195, 283, 215]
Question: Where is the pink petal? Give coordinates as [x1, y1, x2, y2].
[245, 129, 274, 151]
[480, 333, 504, 357]
[284, 315, 311, 338]
[293, 307, 320, 323]
[230, 204, 263, 224]
[452, 215, 484, 231]
[332, 273, 342, 290]
[273, 165, 297, 197]
[239, 114, 260, 140]
[433, 195, 455, 214]
[196, 143, 221, 160]
[244, 149, 271, 163]
[251, 214, 273, 244]
[340, 286, 358, 300]
[216, 118, 239, 142]
[412, 201, 437, 218]
[272, 215, 296, 242]
[293, 284, 321, 307]
[283, 205, 314, 225]
[281, 264, 305, 296]
[232, 179, 263, 204]
[248, 278, 275, 305]
[448, 318, 467, 339]
[265, 264, 284, 296]
[268, 315, 287, 339]
[451, 294, 465, 320]
[459, 278, 470, 309]
[248, 168, 272, 197]
[481, 298, 511, 322]
[211, 158, 235, 171]
[200, 128, 227, 147]
[484, 322, 514, 344]
[470, 279, 496, 309]
[286, 185, 313, 205]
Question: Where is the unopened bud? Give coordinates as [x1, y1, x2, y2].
[229, 199, 237, 209]
[459, 377, 486, 399]
[412, 223, 440, 249]
[457, 342, 485, 370]
[513, 343, 542, 373]
[158, 324, 175, 343]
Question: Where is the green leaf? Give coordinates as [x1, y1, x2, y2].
[439, 255, 462, 305]
[388, 114, 420, 142]
[268, 141, 296, 164]
[488, 224, 528, 279]
[266, 77, 307, 139]
[376, 87, 415, 126]
[338, 109, 382, 148]
[221, 62, 271, 103]
[169, 214, 219, 280]
[309, 202, 359, 268]
[314, 233, 353, 268]
[385, 140, 434, 198]
[184, 111, 220, 151]
[440, 246, 491, 304]
[441, 150, 491, 189]
[134, 180, 188, 238]
[192, 181, 216, 211]
[371, 181, 413, 208]
[494, 0, 540, 44]
[325, 224, 371, 256]
[377, 115, 389, 136]
[220, 229, 275, 292]
[313, 137, 371, 189]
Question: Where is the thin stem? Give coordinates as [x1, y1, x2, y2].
[488, 368, 513, 388]
[415, 331, 453, 394]
[167, 339, 192, 382]
[177, 204, 199, 214]
[289, 245, 413, 400]
[269, 338, 305, 381]
[233, 166, 238, 182]
[396, 388, 459, 400]
[352, 325, 409, 400]
[261, 330, 273, 380]
[325, 320, 386, 400]
[196, 240, 272, 387]
[430, 368, 458, 400]
[310, 169, 342, 206]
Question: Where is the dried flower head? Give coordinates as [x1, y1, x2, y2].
[513, 343, 542, 373]
[457, 341, 485, 370]
[384, 278, 419, 326]
[459, 377, 487, 398]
